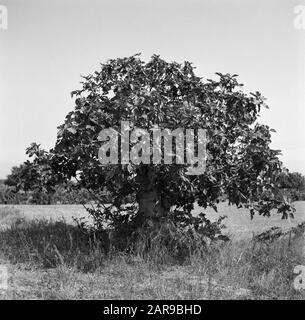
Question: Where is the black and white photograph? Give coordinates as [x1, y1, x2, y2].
[0, 0, 305, 306]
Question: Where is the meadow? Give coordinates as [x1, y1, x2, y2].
[0, 202, 304, 300]
[2, 201, 305, 238]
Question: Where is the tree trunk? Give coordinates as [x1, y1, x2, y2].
[136, 166, 170, 220]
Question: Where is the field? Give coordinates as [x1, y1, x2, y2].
[0, 202, 305, 300]
[1, 201, 305, 238]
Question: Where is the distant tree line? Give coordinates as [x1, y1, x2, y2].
[275, 169, 305, 201]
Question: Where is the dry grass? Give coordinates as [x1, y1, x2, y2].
[2, 201, 304, 238]
[0, 204, 305, 300]
[0, 206, 26, 229]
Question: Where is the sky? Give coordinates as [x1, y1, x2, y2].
[0, 0, 305, 178]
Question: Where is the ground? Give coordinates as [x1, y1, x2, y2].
[1, 201, 304, 238]
[0, 202, 305, 300]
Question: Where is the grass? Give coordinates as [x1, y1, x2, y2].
[0, 205, 305, 299]
[0, 206, 26, 229]
[2, 201, 305, 238]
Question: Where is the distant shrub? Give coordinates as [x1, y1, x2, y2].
[290, 189, 305, 201]
[0, 185, 28, 204]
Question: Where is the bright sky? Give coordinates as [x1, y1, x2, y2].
[0, 0, 304, 178]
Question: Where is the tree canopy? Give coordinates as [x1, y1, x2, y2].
[49, 54, 294, 235]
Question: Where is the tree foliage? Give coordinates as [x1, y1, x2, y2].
[277, 170, 305, 190]
[275, 169, 305, 201]
[5, 143, 59, 202]
[5, 162, 37, 193]
[40, 54, 294, 242]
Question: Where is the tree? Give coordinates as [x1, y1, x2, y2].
[51, 54, 294, 241]
[276, 169, 305, 201]
[5, 161, 38, 193]
[277, 170, 305, 190]
[4, 144, 60, 203]
[25, 143, 61, 202]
